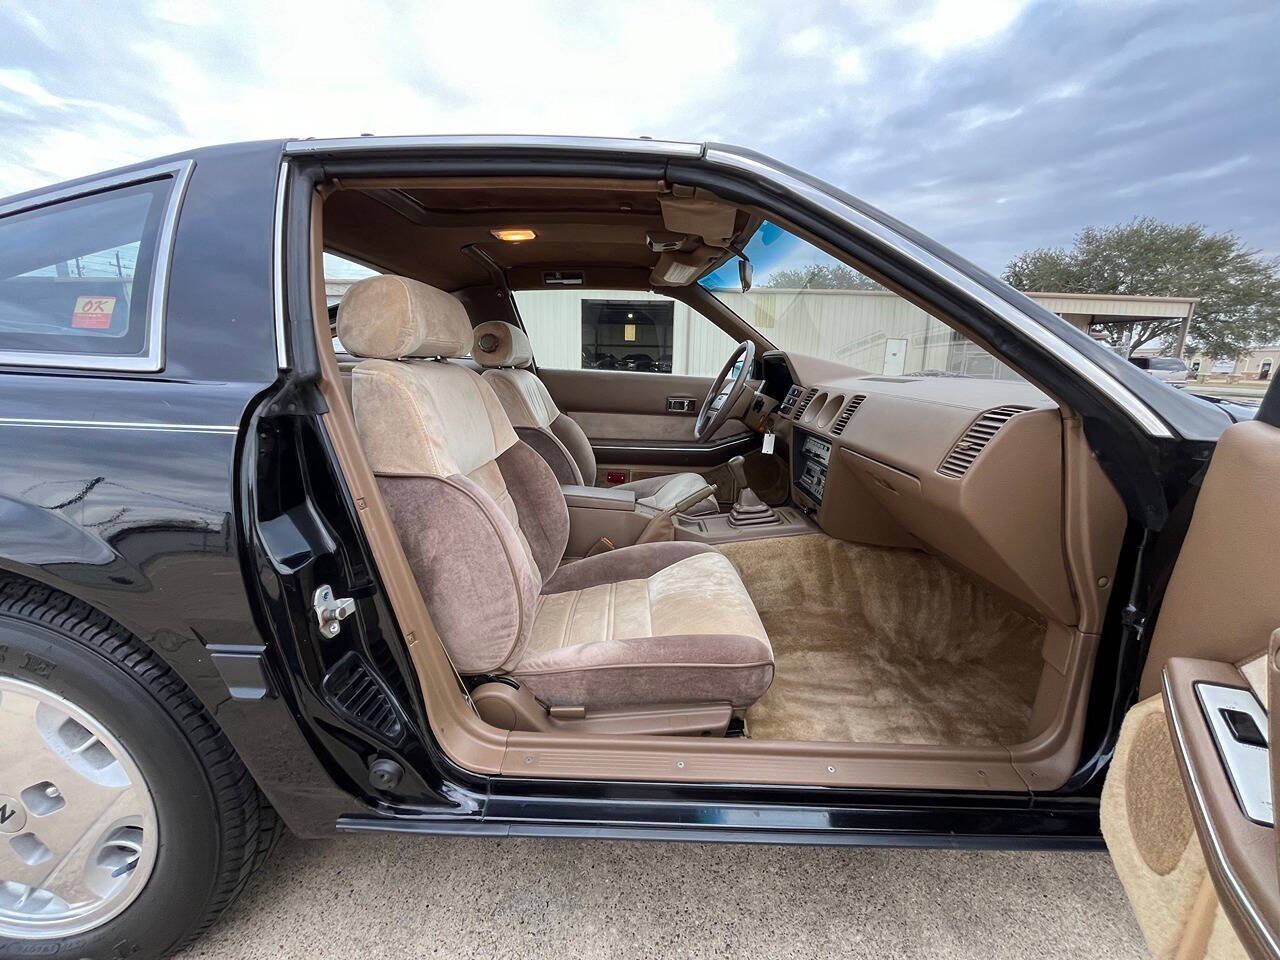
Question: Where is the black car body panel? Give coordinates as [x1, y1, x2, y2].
[1191, 393, 1261, 423]
[0, 140, 355, 831]
[0, 136, 1231, 842]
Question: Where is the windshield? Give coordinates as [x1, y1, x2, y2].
[700, 221, 1025, 382]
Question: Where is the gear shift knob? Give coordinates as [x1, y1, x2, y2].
[726, 453, 779, 528]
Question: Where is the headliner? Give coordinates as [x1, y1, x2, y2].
[322, 177, 753, 292]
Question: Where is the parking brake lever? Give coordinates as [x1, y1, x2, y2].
[635, 483, 717, 545]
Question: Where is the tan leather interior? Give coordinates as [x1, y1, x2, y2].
[720, 533, 1046, 745]
[1101, 687, 1249, 960]
[1139, 418, 1280, 697]
[309, 174, 1134, 793]
[338, 273, 773, 727]
[1102, 408, 1280, 958]
[323, 177, 756, 292]
[471, 320, 716, 516]
[539, 367, 750, 446]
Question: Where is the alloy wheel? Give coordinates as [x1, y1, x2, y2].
[0, 675, 158, 939]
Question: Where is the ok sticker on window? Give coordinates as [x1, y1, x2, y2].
[72, 295, 116, 330]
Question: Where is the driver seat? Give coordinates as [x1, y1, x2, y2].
[472, 321, 718, 516]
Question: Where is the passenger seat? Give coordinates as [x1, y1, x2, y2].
[337, 276, 772, 728]
[471, 321, 718, 516]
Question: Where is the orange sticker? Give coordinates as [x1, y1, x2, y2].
[72, 295, 116, 330]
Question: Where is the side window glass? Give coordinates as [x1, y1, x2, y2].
[512, 289, 737, 377]
[0, 177, 177, 367]
[323, 252, 380, 355]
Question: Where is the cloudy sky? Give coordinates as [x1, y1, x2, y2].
[1, 0, 1275, 272]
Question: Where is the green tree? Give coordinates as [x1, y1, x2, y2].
[1004, 218, 1280, 358]
[764, 263, 883, 291]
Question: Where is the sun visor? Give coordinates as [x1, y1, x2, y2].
[649, 245, 724, 287]
[659, 195, 737, 249]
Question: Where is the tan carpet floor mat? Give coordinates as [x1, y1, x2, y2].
[718, 534, 1045, 746]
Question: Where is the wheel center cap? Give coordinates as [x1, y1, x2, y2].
[0, 794, 25, 834]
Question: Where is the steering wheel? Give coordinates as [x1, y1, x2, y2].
[694, 340, 756, 442]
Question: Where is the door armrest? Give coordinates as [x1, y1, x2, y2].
[1163, 656, 1280, 958]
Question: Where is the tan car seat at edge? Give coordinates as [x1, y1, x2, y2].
[337, 275, 774, 721]
[471, 320, 719, 515]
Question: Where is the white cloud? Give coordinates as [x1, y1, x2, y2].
[895, 0, 1028, 57]
[782, 27, 827, 56]
[0, 70, 65, 110]
[0, 0, 1275, 269]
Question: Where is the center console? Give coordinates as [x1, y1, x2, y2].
[561, 484, 647, 559]
[673, 504, 817, 544]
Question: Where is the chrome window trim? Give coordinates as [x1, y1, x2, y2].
[0, 159, 194, 373]
[0, 416, 237, 434]
[702, 147, 1175, 439]
[273, 161, 289, 369]
[1164, 668, 1280, 957]
[283, 134, 702, 158]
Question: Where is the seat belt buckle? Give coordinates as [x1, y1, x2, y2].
[585, 537, 615, 557]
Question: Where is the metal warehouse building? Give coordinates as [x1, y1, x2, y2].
[327, 278, 1199, 380]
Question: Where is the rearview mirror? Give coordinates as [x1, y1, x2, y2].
[739, 258, 753, 292]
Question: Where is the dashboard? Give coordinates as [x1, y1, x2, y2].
[759, 350, 1123, 630]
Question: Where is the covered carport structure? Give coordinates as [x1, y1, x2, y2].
[1029, 292, 1199, 356]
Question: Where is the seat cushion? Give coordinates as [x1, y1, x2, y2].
[512, 543, 773, 710]
[615, 472, 719, 516]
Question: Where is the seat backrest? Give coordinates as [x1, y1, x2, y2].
[472, 320, 598, 485]
[338, 276, 569, 675]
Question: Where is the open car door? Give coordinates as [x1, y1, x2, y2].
[1102, 380, 1280, 960]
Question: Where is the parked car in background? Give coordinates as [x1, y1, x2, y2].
[1129, 354, 1190, 387]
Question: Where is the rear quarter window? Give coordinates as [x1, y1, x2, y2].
[0, 169, 184, 369]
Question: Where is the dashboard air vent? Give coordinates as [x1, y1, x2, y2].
[938, 405, 1031, 478]
[792, 388, 818, 420]
[830, 395, 866, 435]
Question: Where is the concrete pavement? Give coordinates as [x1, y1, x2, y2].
[178, 832, 1148, 959]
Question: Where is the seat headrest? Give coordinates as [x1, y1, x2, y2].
[336, 275, 472, 360]
[471, 321, 533, 369]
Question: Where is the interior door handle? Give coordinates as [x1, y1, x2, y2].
[666, 397, 696, 413]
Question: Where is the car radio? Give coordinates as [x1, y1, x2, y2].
[793, 429, 832, 505]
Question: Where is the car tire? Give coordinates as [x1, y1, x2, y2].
[0, 577, 281, 960]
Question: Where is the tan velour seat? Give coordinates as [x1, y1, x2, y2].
[338, 275, 773, 714]
[471, 320, 718, 515]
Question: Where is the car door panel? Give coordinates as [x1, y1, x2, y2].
[539, 367, 756, 479]
[1101, 690, 1237, 959]
[1103, 397, 1280, 960]
[1138, 419, 1280, 698]
[1163, 654, 1278, 958]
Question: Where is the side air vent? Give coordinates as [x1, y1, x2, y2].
[938, 405, 1031, 478]
[830, 395, 866, 435]
[792, 387, 818, 420]
[322, 652, 404, 742]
